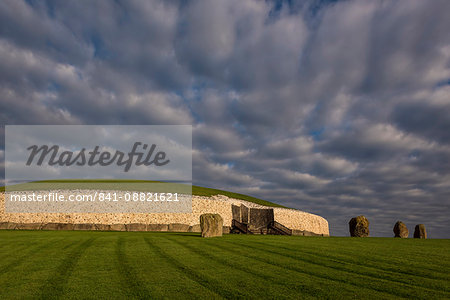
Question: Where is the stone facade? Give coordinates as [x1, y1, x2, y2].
[0, 192, 329, 236]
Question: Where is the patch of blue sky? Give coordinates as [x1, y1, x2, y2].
[90, 34, 111, 59]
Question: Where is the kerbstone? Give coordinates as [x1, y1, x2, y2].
[168, 223, 190, 232]
[147, 224, 168, 232]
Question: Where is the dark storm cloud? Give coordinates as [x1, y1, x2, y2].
[0, 0, 449, 237]
[393, 101, 450, 145]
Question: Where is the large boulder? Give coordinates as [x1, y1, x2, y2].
[414, 224, 427, 239]
[200, 214, 223, 238]
[393, 221, 409, 238]
[349, 215, 369, 237]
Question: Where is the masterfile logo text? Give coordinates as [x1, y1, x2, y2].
[4, 125, 192, 213]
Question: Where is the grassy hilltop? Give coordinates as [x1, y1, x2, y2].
[0, 231, 448, 299]
[1, 179, 287, 208]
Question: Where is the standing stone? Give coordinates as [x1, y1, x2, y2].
[349, 215, 369, 237]
[414, 224, 427, 239]
[241, 205, 249, 224]
[232, 205, 241, 222]
[393, 221, 409, 238]
[200, 214, 223, 238]
[249, 208, 274, 230]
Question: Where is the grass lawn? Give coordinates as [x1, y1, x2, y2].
[0, 231, 448, 299]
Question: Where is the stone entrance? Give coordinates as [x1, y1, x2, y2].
[230, 204, 291, 235]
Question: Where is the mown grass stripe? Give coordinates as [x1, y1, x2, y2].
[0, 238, 82, 298]
[245, 239, 450, 293]
[222, 239, 448, 299]
[115, 236, 158, 299]
[261, 238, 450, 280]
[0, 237, 67, 275]
[210, 239, 408, 299]
[165, 235, 276, 281]
[164, 236, 304, 297]
[199, 239, 397, 299]
[269, 237, 450, 276]
[38, 237, 96, 299]
[144, 236, 244, 299]
[165, 235, 337, 299]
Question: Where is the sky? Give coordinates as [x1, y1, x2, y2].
[0, 0, 449, 238]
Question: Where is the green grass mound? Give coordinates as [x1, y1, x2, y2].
[191, 185, 286, 208]
[1, 179, 286, 208]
